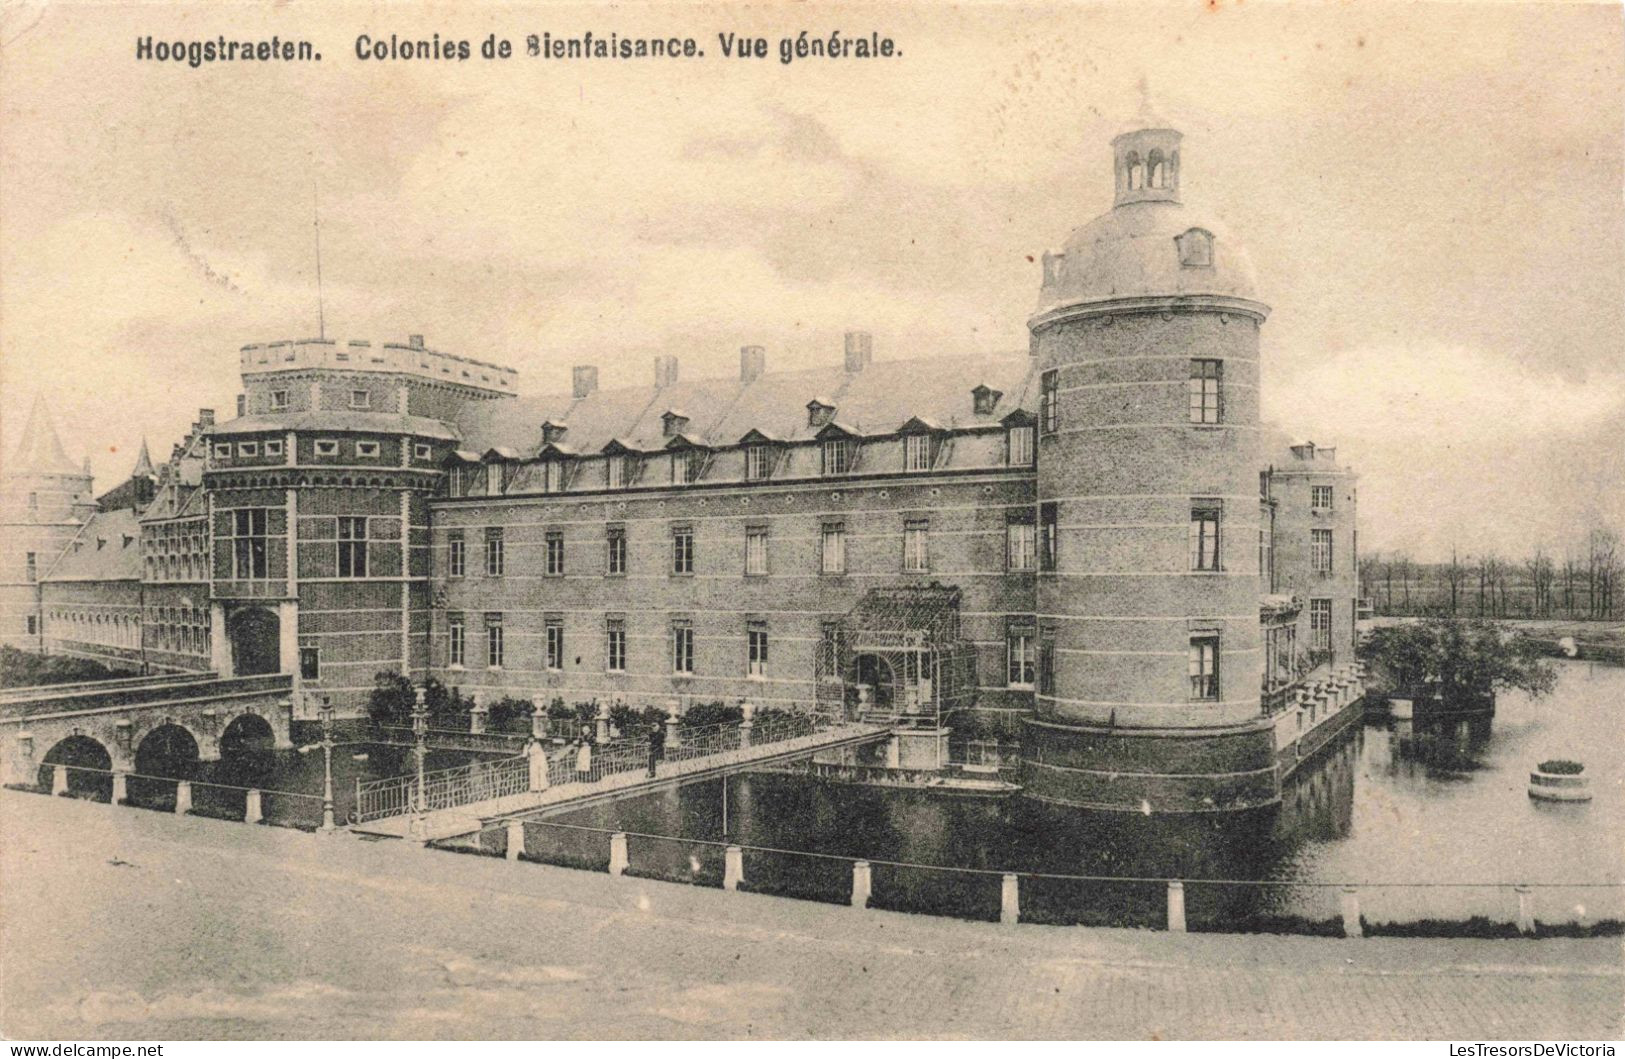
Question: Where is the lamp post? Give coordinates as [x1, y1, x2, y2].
[411, 684, 429, 817]
[297, 696, 338, 834]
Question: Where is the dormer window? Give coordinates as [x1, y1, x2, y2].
[269, 390, 289, 411]
[1176, 228, 1214, 268]
[662, 410, 689, 438]
[607, 455, 634, 490]
[822, 438, 853, 476]
[541, 460, 564, 494]
[807, 399, 835, 428]
[904, 434, 933, 472]
[1007, 424, 1035, 466]
[971, 385, 1002, 417]
[541, 421, 568, 446]
[487, 462, 505, 496]
[350, 390, 370, 410]
[745, 445, 773, 481]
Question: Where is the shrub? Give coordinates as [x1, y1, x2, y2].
[679, 701, 743, 729]
[1358, 618, 1557, 709]
[487, 696, 534, 729]
[1537, 759, 1584, 775]
[0, 646, 126, 688]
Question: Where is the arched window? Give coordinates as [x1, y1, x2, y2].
[1126, 151, 1143, 190]
[1147, 149, 1165, 188]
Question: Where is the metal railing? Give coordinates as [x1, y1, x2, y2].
[367, 726, 529, 754]
[354, 753, 531, 823]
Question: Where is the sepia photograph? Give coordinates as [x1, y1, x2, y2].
[0, 0, 1621, 1045]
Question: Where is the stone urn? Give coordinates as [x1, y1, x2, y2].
[1528, 760, 1591, 803]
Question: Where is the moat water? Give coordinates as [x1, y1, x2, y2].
[51, 659, 1622, 929]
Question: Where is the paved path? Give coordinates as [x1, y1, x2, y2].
[2, 790, 1620, 1040]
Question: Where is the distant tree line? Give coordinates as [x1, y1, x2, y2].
[1358, 526, 1621, 620]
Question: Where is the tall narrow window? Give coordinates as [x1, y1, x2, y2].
[745, 445, 772, 481]
[1312, 484, 1334, 510]
[1007, 626, 1036, 687]
[903, 520, 930, 572]
[337, 516, 368, 578]
[745, 527, 768, 576]
[545, 618, 565, 671]
[1007, 425, 1035, 466]
[1311, 528, 1333, 575]
[486, 462, 504, 496]
[606, 527, 627, 576]
[447, 531, 465, 578]
[672, 622, 694, 675]
[485, 614, 505, 668]
[1007, 519, 1036, 572]
[24, 552, 35, 583]
[448, 613, 465, 667]
[232, 509, 269, 579]
[820, 523, 846, 575]
[747, 626, 769, 679]
[1310, 598, 1332, 651]
[545, 530, 565, 577]
[1039, 502, 1059, 572]
[822, 438, 852, 476]
[543, 461, 564, 494]
[817, 623, 841, 681]
[484, 527, 505, 577]
[299, 646, 320, 681]
[903, 434, 932, 472]
[672, 526, 694, 575]
[1189, 359, 1223, 425]
[1038, 625, 1056, 696]
[1040, 370, 1059, 434]
[1188, 634, 1220, 701]
[606, 457, 624, 490]
[606, 619, 626, 673]
[1190, 503, 1221, 572]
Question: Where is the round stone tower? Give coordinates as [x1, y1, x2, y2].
[1021, 110, 1278, 812]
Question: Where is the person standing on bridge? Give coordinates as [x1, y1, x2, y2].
[646, 724, 665, 778]
[575, 738, 593, 782]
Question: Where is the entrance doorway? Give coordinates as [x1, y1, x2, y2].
[228, 607, 280, 676]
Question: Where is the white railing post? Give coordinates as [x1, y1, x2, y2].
[244, 788, 263, 824]
[506, 820, 526, 861]
[739, 703, 755, 748]
[851, 860, 872, 909]
[609, 831, 629, 877]
[111, 770, 128, 805]
[1340, 887, 1363, 938]
[1515, 885, 1536, 936]
[1166, 880, 1187, 933]
[665, 700, 682, 750]
[174, 780, 193, 815]
[1001, 873, 1020, 925]
[724, 845, 744, 891]
[50, 764, 67, 796]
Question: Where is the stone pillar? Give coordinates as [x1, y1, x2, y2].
[506, 819, 526, 861]
[1001, 874, 1020, 925]
[739, 703, 755, 748]
[469, 695, 488, 735]
[50, 764, 67, 796]
[851, 860, 872, 909]
[885, 736, 901, 770]
[724, 845, 744, 891]
[210, 602, 231, 677]
[1340, 887, 1362, 938]
[1166, 880, 1187, 933]
[530, 701, 547, 742]
[595, 702, 612, 746]
[112, 770, 128, 805]
[1515, 885, 1535, 936]
[665, 700, 682, 750]
[174, 780, 193, 815]
[277, 599, 299, 681]
[244, 788, 263, 824]
[527, 741, 550, 792]
[609, 831, 629, 877]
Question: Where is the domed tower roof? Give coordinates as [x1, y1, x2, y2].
[1032, 105, 1266, 325]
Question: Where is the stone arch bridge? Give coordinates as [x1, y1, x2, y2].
[0, 672, 294, 787]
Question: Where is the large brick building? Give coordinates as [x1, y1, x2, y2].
[8, 109, 1360, 811]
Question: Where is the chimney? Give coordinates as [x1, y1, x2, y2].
[843, 331, 873, 373]
[197, 408, 215, 427]
[571, 365, 599, 399]
[654, 355, 679, 389]
[409, 334, 425, 351]
[740, 345, 766, 383]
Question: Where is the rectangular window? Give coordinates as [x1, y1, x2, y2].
[671, 451, 693, 486]
[747, 626, 769, 679]
[903, 434, 932, 472]
[484, 527, 504, 576]
[214, 443, 233, 459]
[745, 445, 772, 481]
[447, 532, 465, 578]
[1040, 370, 1059, 434]
[1007, 626, 1036, 687]
[903, 520, 930, 572]
[1188, 359, 1222, 424]
[606, 619, 626, 673]
[745, 527, 768, 576]
[822, 438, 852, 476]
[672, 526, 694, 575]
[1007, 425, 1035, 466]
[545, 618, 565, 671]
[1311, 528, 1333, 574]
[606, 527, 627, 576]
[1311, 598, 1332, 651]
[25, 615, 37, 636]
[449, 466, 464, 497]
[337, 516, 368, 578]
[545, 531, 565, 577]
[299, 646, 319, 681]
[607, 457, 624, 490]
[350, 390, 370, 410]
[270, 390, 289, 411]
[486, 615, 505, 668]
[1188, 634, 1220, 701]
[356, 441, 380, 459]
[238, 441, 259, 457]
[486, 463, 504, 496]
[1039, 502, 1059, 572]
[1190, 503, 1221, 572]
[543, 461, 564, 494]
[448, 613, 465, 667]
[264, 439, 284, 457]
[24, 552, 35, 583]
[1007, 520, 1036, 572]
[820, 523, 846, 575]
[414, 443, 432, 460]
[231, 509, 269, 579]
[314, 439, 338, 457]
[1312, 484, 1334, 510]
[672, 622, 694, 675]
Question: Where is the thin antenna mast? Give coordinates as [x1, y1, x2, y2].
[313, 179, 326, 341]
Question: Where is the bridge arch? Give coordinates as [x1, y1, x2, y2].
[38, 734, 113, 799]
[134, 723, 200, 779]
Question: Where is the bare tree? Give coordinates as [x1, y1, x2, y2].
[1525, 546, 1554, 618]
[1358, 554, 1382, 609]
[1443, 546, 1468, 616]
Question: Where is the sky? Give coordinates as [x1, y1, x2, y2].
[1, 1, 1621, 562]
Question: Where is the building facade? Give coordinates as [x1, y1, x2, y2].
[8, 111, 1360, 812]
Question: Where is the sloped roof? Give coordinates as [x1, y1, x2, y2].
[42, 508, 142, 582]
[455, 352, 1038, 458]
[7, 395, 82, 476]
